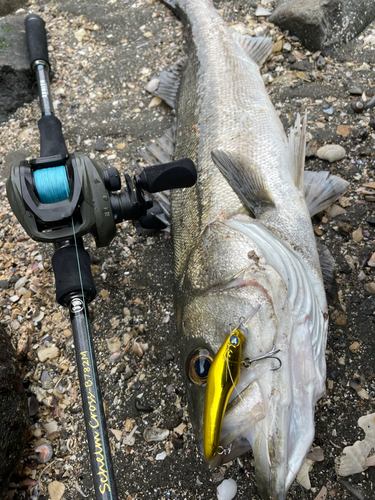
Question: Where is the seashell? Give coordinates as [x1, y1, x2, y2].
[317, 144, 346, 163]
[217, 478, 238, 500]
[55, 378, 70, 394]
[28, 396, 39, 416]
[335, 413, 375, 476]
[33, 363, 43, 380]
[35, 443, 53, 463]
[132, 338, 149, 358]
[351, 100, 364, 113]
[106, 336, 121, 353]
[143, 426, 169, 442]
[108, 351, 122, 363]
[41, 370, 54, 389]
[48, 480, 65, 500]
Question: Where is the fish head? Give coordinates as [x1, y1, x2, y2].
[178, 218, 327, 500]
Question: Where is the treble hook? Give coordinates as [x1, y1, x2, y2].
[242, 345, 282, 371]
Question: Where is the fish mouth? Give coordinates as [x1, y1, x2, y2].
[206, 378, 266, 468]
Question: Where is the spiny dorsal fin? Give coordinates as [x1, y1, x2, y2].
[304, 171, 349, 217]
[146, 57, 187, 109]
[288, 112, 307, 191]
[211, 149, 274, 214]
[231, 33, 273, 66]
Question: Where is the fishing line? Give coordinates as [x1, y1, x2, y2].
[34, 166, 70, 203]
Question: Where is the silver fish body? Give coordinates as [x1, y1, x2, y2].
[153, 1, 347, 498]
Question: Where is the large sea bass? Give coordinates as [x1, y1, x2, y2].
[142, 0, 349, 498]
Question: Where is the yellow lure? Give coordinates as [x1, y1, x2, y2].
[203, 329, 245, 460]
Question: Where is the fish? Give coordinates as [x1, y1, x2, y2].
[140, 0, 349, 498]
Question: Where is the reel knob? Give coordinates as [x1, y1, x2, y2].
[103, 167, 121, 191]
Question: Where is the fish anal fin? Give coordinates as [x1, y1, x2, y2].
[304, 171, 349, 217]
[146, 57, 187, 109]
[231, 33, 273, 67]
[211, 149, 274, 214]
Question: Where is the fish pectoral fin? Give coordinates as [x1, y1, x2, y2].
[303, 170, 349, 217]
[231, 33, 273, 67]
[147, 57, 187, 109]
[288, 112, 307, 191]
[211, 149, 275, 213]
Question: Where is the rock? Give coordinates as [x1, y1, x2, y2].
[94, 137, 108, 151]
[0, 0, 28, 17]
[37, 346, 60, 362]
[2, 148, 30, 181]
[0, 324, 28, 499]
[364, 283, 375, 294]
[0, 15, 36, 123]
[269, 0, 375, 53]
[349, 341, 360, 353]
[317, 144, 346, 162]
[352, 226, 363, 243]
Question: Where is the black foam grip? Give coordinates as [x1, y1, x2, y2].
[38, 115, 68, 158]
[25, 14, 49, 68]
[52, 246, 97, 306]
[138, 159, 197, 193]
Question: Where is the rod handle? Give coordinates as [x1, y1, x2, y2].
[25, 14, 49, 69]
[38, 115, 69, 158]
[137, 159, 197, 193]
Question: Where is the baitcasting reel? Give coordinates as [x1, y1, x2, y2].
[7, 151, 196, 247]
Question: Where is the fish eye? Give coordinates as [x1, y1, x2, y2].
[186, 348, 213, 386]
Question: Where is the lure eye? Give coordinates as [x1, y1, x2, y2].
[187, 348, 214, 386]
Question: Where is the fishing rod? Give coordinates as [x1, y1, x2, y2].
[6, 14, 197, 499]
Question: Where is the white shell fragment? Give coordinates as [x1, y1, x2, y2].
[143, 426, 169, 442]
[132, 339, 148, 357]
[217, 478, 237, 500]
[317, 144, 346, 163]
[255, 6, 272, 16]
[335, 413, 375, 476]
[48, 481, 65, 500]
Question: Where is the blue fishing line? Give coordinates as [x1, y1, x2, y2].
[34, 166, 70, 203]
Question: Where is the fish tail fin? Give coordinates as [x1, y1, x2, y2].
[232, 33, 273, 66]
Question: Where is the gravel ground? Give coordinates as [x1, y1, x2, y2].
[1, 1, 375, 499]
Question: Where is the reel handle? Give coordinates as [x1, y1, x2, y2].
[137, 158, 197, 193]
[25, 14, 49, 69]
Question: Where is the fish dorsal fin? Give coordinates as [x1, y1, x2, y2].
[303, 171, 349, 217]
[288, 112, 307, 191]
[231, 33, 273, 66]
[211, 149, 274, 213]
[146, 57, 187, 109]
